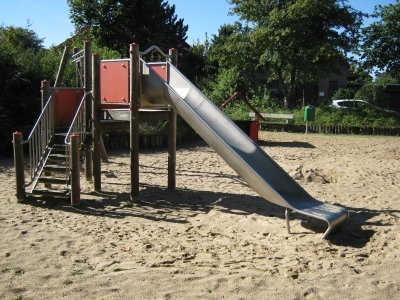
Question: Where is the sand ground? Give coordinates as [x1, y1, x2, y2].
[0, 131, 399, 299]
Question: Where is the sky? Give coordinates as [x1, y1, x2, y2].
[0, 0, 397, 49]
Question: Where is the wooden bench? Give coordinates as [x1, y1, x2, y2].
[249, 112, 294, 124]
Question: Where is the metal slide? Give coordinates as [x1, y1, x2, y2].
[142, 61, 348, 239]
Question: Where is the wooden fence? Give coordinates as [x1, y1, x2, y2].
[262, 123, 400, 136]
[103, 124, 400, 150]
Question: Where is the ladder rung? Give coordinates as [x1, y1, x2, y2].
[48, 154, 67, 161]
[43, 165, 67, 173]
[38, 177, 69, 185]
[32, 189, 69, 197]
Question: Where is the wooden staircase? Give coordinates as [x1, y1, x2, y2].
[30, 132, 71, 197]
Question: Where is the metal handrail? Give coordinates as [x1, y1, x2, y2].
[22, 91, 55, 184]
[71, 49, 84, 63]
[140, 45, 170, 58]
[64, 91, 92, 185]
[65, 91, 92, 145]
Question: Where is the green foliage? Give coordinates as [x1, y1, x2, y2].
[331, 88, 356, 100]
[354, 84, 389, 108]
[139, 121, 168, 136]
[0, 25, 47, 155]
[178, 40, 209, 84]
[221, 88, 289, 121]
[67, 0, 189, 56]
[0, 23, 44, 52]
[228, 0, 364, 105]
[375, 72, 399, 85]
[306, 107, 400, 128]
[218, 92, 400, 129]
[208, 22, 258, 76]
[199, 23, 262, 102]
[206, 67, 244, 105]
[348, 65, 373, 83]
[361, 1, 400, 80]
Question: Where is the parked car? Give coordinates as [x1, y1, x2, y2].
[328, 99, 399, 114]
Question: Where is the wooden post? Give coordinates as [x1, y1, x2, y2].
[168, 109, 177, 189]
[130, 43, 140, 202]
[92, 52, 101, 192]
[70, 134, 80, 206]
[54, 46, 71, 87]
[84, 41, 93, 181]
[13, 132, 25, 202]
[41, 80, 51, 109]
[100, 134, 109, 163]
[169, 48, 178, 67]
[168, 48, 178, 189]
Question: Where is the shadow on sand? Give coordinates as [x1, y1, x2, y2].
[22, 178, 394, 249]
[20, 141, 396, 249]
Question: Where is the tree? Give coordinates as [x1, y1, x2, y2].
[355, 84, 389, 108]
[228, 0, 364, 107]
[0, 23, 44, 53]
[200, 23, 261, 103]
[178, 39, 209, 85]
[208, 22, 259, 77]
[67, 0, 189, 55]
[0, 25, 48, 155]
[361, 1, 400, 81]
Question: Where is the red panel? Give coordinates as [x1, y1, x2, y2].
[150, 63, 167, 81]
[53, 89, 84, 128]
[100, 61, 129, 105]
[250, 121, 259, 142]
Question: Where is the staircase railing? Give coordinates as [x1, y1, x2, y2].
[22, 92, 55, 186]
[64, 91, 92, 186]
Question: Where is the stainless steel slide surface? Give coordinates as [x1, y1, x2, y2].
[142, 61, 348, 239]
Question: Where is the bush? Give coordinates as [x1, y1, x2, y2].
[331, 87, 355, 100]
[354, 83, 389, 108]
[293, 107, 400, 128]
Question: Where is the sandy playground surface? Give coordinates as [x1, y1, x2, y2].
[0, 131, 399, 299]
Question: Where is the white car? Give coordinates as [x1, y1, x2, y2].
[328, 99, 371, 108]
[328, 99, 399, 114]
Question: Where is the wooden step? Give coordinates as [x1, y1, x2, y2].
[50, 144, 67, 152]
[32, 188, 69, 197]
[48, 154, 67, 161]
[43, 165, 67, 173]
[37, 176, 69, 185]
[52, 132, 68, 144]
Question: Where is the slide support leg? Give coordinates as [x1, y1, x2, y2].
[285, 208, 291, 235]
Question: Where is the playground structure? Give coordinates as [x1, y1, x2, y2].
[13, 42, 348, 239]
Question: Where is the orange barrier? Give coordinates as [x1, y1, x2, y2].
[53, 88, 84, 127]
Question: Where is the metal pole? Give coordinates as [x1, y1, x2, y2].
[70, 134, 80, 206]
[92, 52, 101, 191]
[130, 43, 140, 202]
[73, 47, 81, 86]
[54, 46, 71, 87]
[168, 48, 178, 189]
[41, 80, 52, 188]
[84, 41, 93, 181]
[13, 132, 25, 202]
[285, 208, 291, 234]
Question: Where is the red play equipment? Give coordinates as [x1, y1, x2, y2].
[13, 42, 178, 205]
[219, 91, 266, 142]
